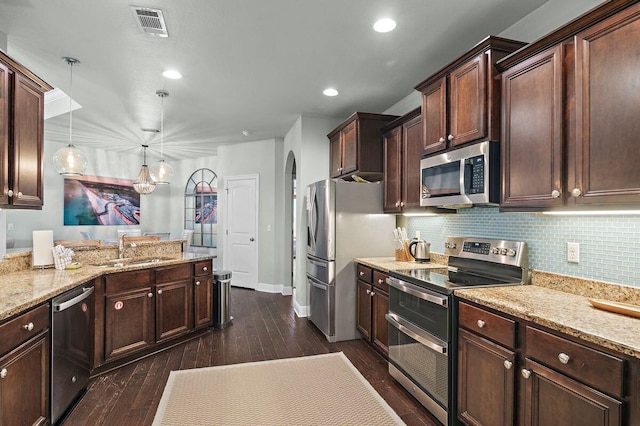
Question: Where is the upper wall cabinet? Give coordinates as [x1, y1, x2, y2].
[415, 36, 526, 157]
[0, 52, 51, 209]
[499, 0, 640, 211]
[328, 112, 398, 181]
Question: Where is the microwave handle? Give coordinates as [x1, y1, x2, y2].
[462, 159, 473, 195]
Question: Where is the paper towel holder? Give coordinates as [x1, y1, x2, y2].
[32, 230, 55, 269]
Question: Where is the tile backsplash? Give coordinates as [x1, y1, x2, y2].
[406, 208, 640, 287]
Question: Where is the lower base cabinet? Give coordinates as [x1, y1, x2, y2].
[356, 264, 389, 356]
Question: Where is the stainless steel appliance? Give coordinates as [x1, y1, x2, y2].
[306, 179, 395, 342]
[420, 141, 500, 208]
[408, 240, 431, 262]
[386, 237, 529, 426]
[51, 285, 94, 424]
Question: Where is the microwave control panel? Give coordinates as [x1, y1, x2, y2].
[464, 155, 484, 194]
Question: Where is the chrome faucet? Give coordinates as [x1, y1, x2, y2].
[118, 234, 137, 259]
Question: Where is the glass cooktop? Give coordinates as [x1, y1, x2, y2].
[390, 267, 516, 294]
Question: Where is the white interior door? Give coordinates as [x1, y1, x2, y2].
[224, 175, 258, 289]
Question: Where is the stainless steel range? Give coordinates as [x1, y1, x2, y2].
[386, 237, 529, 426]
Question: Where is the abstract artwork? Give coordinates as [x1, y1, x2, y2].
[64, 176, 140, 226]
[195, 187, 217, 224]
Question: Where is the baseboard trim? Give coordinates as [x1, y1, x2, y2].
[294, 298, 308, 318]
[256, 282, 293, 296]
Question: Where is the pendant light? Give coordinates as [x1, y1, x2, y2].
[53, 57, 89, 176]
[133, 144, 156, 194]
[149, 89, 174, 184]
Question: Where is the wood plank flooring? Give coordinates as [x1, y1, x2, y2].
[62, 288, 441, 426]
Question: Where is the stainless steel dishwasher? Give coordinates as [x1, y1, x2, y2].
[51, 285, 94, 424]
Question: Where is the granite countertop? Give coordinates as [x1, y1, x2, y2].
[456, 285, 640, 360]
[0, 252, 216, 322]
[355, 256, 447, 273]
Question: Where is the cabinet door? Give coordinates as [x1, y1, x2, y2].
[371, 288, 389, 356]
[11, 73, 44, 208]
[193, 276, 213, 329]
[501, 45, 564, 209]
[383, 126, 402, 213]
[0, 63, 8, 207]
[340, 120, 358, 175]
[422, 77, 447, 155]
[402, 114, 423, 209]
[449, 53, 487, 147]
[329, 133, 342, 178]
[356, 280, 372, 340]
[521, 359, 621, 426]
[458, 329, 515, 426]
[0, 331, 49, 426]
[156, 280, 192, 343]
[105, 287, 155, 361]
[573, 4, 640, 205]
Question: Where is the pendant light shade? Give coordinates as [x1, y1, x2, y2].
[53, 57, 89, 176]
[133, 145, 156, 194]
[149, 89, 173, 184]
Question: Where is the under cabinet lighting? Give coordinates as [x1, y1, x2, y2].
[542, 210, 640, 216]
[402, 212, 438, 217]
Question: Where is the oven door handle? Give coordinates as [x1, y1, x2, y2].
[386, 313, 448, 356]
[386, 277, 448, 307]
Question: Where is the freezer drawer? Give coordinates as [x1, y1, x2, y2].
[306, 256, 335, 284]
[307, 275, 335, 339]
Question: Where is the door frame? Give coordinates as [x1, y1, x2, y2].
[222, 174, 259, 287]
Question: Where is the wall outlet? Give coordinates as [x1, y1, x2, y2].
[7, 223, 14, 231]
[567, 242, 580, 263]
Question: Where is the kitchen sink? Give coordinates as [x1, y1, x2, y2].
[92, 256, 176, 268]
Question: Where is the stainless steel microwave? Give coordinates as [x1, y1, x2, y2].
[420, 140, 500, 208]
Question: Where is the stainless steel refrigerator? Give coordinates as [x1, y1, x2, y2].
[306, 179, 395, 342]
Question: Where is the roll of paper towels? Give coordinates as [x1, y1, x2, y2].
[32, 230, 54, 267]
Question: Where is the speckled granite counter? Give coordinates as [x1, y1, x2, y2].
[355, 254, 447, 273]
[0, 252, 216, 322]
[456, 284, 640, 359]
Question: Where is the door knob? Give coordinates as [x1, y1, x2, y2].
[250, 237, 255, 241]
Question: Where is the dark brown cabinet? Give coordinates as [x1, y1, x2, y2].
[415, 37, 525, 157]
[356, 264, 389, 356]
[0, 52, 51, 209]
[193, 260, 214, 329]
[328, 112, 398, 180]
[155, 264, 192, 343]
[499, 0, 640, 210]
[0, 304, 50, 426]
[383, 108, 422, 213]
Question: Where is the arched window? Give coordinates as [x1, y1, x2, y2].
[184, 168, 218, 247]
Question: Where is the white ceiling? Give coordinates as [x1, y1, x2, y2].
[0, 0, 549, 161]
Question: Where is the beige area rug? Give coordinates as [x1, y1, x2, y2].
[152, 352, 405, 425]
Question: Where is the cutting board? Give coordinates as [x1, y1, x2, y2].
[588, 298, 640, 319]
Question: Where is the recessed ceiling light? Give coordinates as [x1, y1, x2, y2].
[323, 88, 339, 97]
[242, 130, 253, 136]
[373, 18, 396, 33]
[162, 70, 182, 79]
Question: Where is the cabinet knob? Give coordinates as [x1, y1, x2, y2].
[6, 189, 13, 197]
[395, 201, 400, 207]
[0, 368, 6, 379]
[571, 188, 582, 197]
[400, 201, 405, 207]
[477, 319, 486, 328]
[16, 191, 23, 198]
[147, 292, 153, 298]
[504, 360, 513, 370]
[558, 353, 570, 364]
[378, 279, 384, 285]
[22, 322, 34, 331]
[521, 368, 531, 379]
[195, 280, 201, 286]
[203, 266, 208, 271]
[365, 289, 370, 295]
[551, 190, 561, 199]
[439, 137, 445, 143]
[370, 291, 375, 296]
[359, 271, 365, 277]
[157, 289, 163, 295]
[448, 134, 454, 141]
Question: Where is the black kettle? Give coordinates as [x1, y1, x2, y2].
[409, 240, 431, 263]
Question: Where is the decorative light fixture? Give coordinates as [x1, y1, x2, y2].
[149, 89, 174, 184]
[53, 57, 89, 176]
[133, 144, 156, 194]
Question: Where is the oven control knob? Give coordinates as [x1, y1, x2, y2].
[491, 247, 500, 254]
[507, 249, 517, 257]
[500, 248, 508, 255]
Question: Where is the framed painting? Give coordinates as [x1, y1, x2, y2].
[64, 176, 140, 225]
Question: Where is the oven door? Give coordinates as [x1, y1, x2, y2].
[386, 312, 449, 425]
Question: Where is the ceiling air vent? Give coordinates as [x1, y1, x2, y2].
[131, 6, 168, 37]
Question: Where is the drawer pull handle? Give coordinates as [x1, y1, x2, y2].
[359, 271, 365, 277]
[148, 292, 153, 298]
[23, 322, 34, 331]
[0, 368, 6, 379]
[521, 368, 531, 379]
[196, 280, 201, 286]
[378, 279, 384, 285]
[558, 353, 570, 364]
[477, 320, 486, 328]
[504, 360, 513, 370]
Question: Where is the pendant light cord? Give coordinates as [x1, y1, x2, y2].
[68, 61, 74, 146]
[160, 94, 164, 159]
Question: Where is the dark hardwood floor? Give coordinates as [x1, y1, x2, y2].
[62, 288, 441, 426]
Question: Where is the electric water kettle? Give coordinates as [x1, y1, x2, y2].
[409, 240, 431, 263]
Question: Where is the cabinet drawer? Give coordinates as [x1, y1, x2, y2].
[105, 269, 154, 294]
[525, 326, 624, 398]
[156, 263, 191, 284]
[357, 264, 372, 283]
[372, 271, 389, 292]
[193, 260, 213, 276]
[459, 302, 516, 349]
[0, 303, 49, 355]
